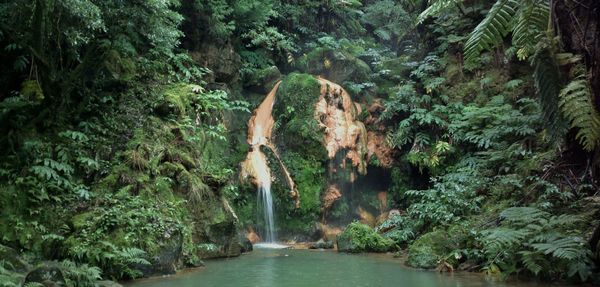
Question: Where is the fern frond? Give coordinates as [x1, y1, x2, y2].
[531, 236, 588, 260]
[558, 68, 600, 151]
[464, 0, 519, 61]
[533, 47, 565, 140]
[519, 250, 544, 275]
[500, 207, 548, 224]
[513, 1, 550, 60]
[483, 227, 529, 250]
[417, 0, 464, 24]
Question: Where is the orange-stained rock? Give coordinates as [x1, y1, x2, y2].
[319, 223, 343, 241]
[322, 185, 342, 213]
[367, 131, 394, 168]
[376, 211, 389, 226]
[377, 191, 388, 213]
[357, 206, 376, 227]
[240, 82, 300, 208]
[314, 77, 368, 175]
[246, 227, 261, 244]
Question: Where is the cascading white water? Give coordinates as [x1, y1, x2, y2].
[257, 183, 276, 243]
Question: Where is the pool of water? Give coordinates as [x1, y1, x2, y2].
[127, 249, 570, 287]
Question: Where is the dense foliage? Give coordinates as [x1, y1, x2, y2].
[1, 0, 599, 286]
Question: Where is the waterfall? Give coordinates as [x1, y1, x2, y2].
[257, 184, 276, 243]
[240, 82, 298, 246]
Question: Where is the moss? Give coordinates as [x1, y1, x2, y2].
[243, 66, 281, 92]
[71, 211, 95, 230]
[275, 73, 325, 157]
[20, 80, 44, 101]
[407, 230, 450, 269]
[160, 83, 198, 116]
[336, 221, 394, 253]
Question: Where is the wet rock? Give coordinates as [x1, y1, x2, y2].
[309, 239, 334, 249]
[246, 228, 261, 244]
[239, 234, 253, 253]
[135, 228, 183, 277]
[24, 264, 65, 287]
[0, 244, 30, 272]
[322, 185, 342, 216]
[192, 198, 242, 260]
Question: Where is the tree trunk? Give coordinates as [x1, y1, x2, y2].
[553, 0, 600, 110]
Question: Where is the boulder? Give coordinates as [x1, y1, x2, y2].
[336, 222, 393, 253]
[24, 264, 65, 287]
[239, 234, 253, 253]
[134, 228, 183, 277]
[309, 239, 334, 249]
[0, 244, 30, 272]
[407, 230, 449, 269]
[192, 198, 242, 260]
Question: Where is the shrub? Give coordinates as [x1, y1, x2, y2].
[336, 221, 394, 253]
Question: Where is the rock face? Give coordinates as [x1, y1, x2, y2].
[190, 43, 242, 84]
[192, 198, 242, 260]
[315, 77, 369, 175]
[321, 185, 342, 217]
[135, 229, 183, 276]
[243, 66, 282, 94]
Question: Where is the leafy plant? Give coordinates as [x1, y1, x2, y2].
[481, 207, 594, 281]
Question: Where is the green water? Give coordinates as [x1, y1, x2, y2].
[128, 249, 567, 287]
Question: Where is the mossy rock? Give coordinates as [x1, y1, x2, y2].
[336, 222, 393, 253]
[407, 230, 450, 269]
[0, 244, 30, 272]
[195, 240, 241, 260]
[243, 66, 281, 93]
[274, 73, 325, 156]
[24, 263, 65, 287]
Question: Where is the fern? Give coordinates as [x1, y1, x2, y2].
[531, 236, 588, 260]
[464, 0, 519, 61]
[481, 207, 594, 280]
[512, 1, 549, 60]
[417, 0, 465, 24]
[533, 47, 565, 140]
[558, 66, 600, 151]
